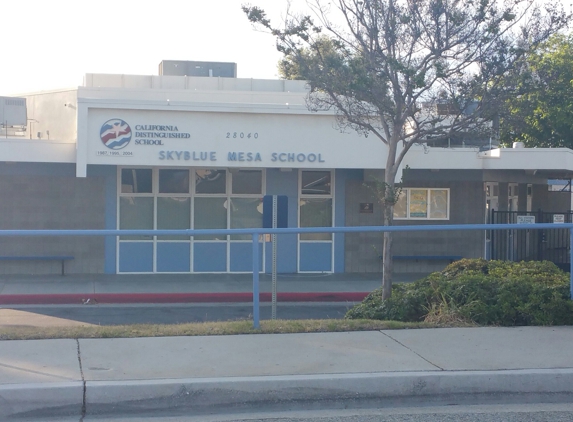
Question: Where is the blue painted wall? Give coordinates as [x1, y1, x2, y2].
[88, 165, 117, 274]
[265, 169, 299, 273]
[334, 169, 363, 273]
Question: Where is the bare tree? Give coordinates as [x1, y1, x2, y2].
[243, 0, 569, 299]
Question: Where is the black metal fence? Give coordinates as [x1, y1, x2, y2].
[490, 210, 573, 270]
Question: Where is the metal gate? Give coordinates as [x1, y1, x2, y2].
[490, 210, 573, 270]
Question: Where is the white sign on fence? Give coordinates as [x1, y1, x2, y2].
[517, 215, 536, 224]
[553, 214, 565, 224]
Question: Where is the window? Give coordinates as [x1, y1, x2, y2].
[229, 170, 263, 240]
[194, 197, 227, 240]
[159, 169, 189, 193]
[301, 171, 331, 195]
[119, 197, 154, 239]
[300, 170, 333, 240]
[548, 179, 572, 192]
[232, 170, 262, 194]
[230, 197, 263, 240]
[194, 169, 227, 240]
[121, 169, 152, 193]
[120, 169, 154, 239]
[394, 188, 449, 220]
[117, 167, 265, 272]
[194, 169, 263, 240]
[157, 197, 190, 240]
[195, 169, 226, 194]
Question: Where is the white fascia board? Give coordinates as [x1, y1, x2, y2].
[77, 88, 313, 115]
[481, 148, 573, 171]
[402, 146, 573, 172]
[402, 146, 485, 170]
[77, 97, 320, 116]
[0, 139, 76, 163]
[78, 100, 317, 116]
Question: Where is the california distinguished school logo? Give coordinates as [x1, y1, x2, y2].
[100, 119, 132, 150]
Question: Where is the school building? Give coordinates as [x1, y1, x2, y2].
[0, 61, 571, 275]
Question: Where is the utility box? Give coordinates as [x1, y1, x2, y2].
[0, 97, 27, 127]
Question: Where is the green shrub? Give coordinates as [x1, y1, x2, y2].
[345, 283, 428, 321]
[345, 259, 573, 326]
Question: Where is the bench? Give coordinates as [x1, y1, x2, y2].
[0, 256, 74, 275]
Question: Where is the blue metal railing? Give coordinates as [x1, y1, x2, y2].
[0, 222, 571, 328]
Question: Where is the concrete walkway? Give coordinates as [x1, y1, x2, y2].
[0, 272, 424, 305]
[1, 326, 573, 419]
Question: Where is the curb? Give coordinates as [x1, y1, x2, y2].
[0, 382, 83, 419]
[0, 292, 370, 305]
[4, 369, 573, 418]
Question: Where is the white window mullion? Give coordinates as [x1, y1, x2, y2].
[152, 168, 158, 273]
[226, 170, 231, 272]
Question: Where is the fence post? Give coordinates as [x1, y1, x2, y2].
[570, 229, 573, 301]
[252, 233, 260, 329]
[490, 208, 495, 260]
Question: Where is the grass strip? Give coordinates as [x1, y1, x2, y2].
[0, 319, 442, 340]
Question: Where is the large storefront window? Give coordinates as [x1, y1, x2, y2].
[118, 167, 264, 272]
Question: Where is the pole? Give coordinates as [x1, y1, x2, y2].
[570, 229, 573, 300]
[272, 195, 277, 320]
[252, 233, 260, 329]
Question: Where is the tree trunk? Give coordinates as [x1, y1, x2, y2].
[381, 204, 394, 300]
[381, 156, 398, 300]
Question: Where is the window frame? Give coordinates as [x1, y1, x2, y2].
[393, 188, 450, 221]
[298, 169, 335, 242]
[117, 167, 266, 273]
[116, 166, 266, 242]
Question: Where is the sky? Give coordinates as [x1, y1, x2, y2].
[0, 0, 301, 95]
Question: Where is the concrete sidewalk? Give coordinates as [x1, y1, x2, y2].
[1, 327, 573, 419]
[0, 272, 424, 305]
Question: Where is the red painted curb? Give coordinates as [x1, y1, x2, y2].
[0, 292, 370, 305]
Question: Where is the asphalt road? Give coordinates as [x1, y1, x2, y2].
[1, 303, 356, 325]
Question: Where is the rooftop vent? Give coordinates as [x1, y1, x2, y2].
[0, 96, 27, 127]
